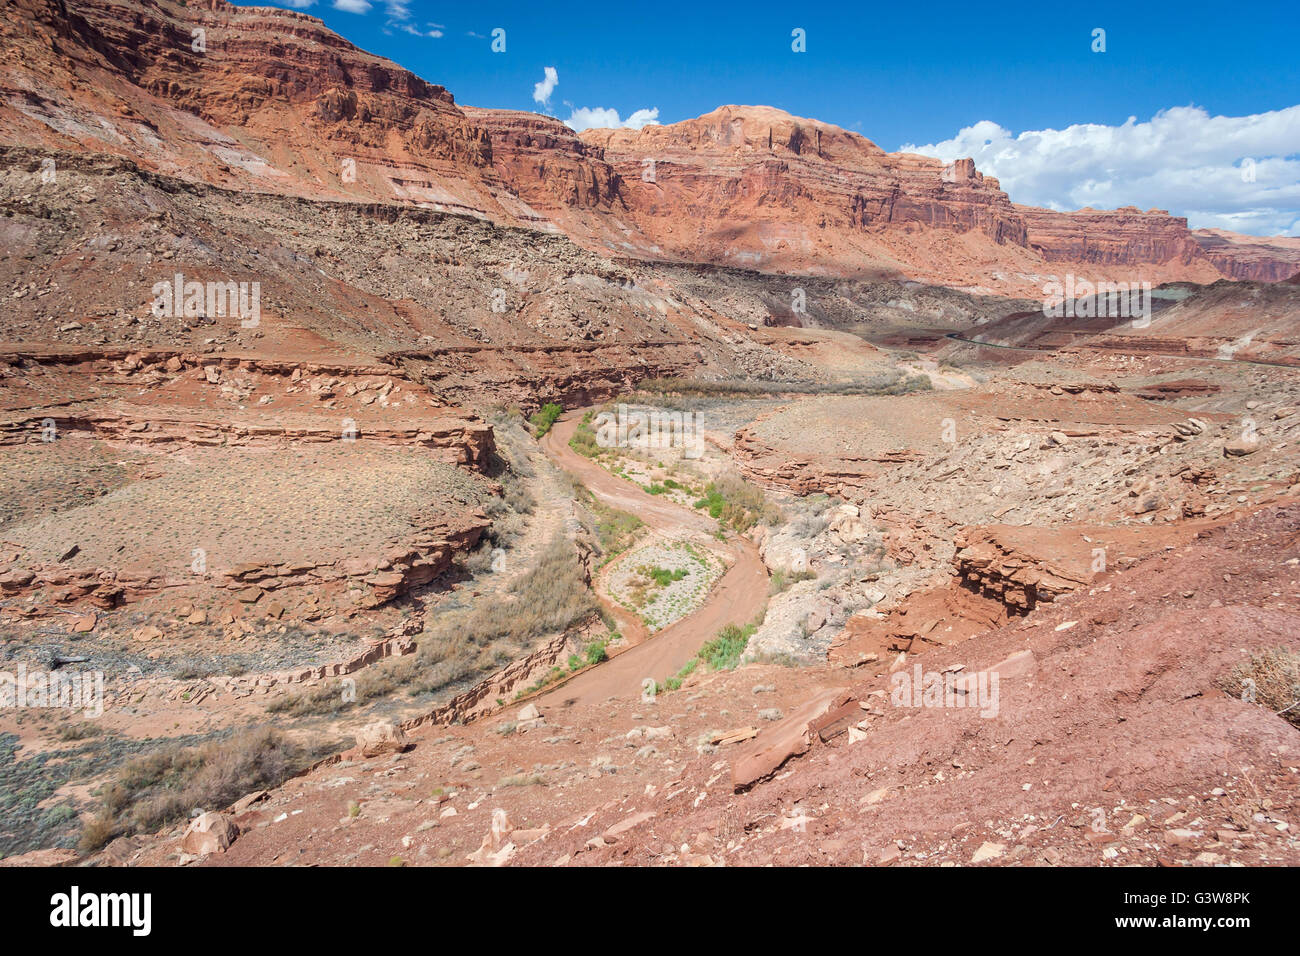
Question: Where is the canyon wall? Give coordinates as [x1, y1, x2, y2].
[2, 0, 1296, 300]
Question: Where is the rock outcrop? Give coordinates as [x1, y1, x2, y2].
[952, 525, 1099, 611]
[355, 721, 409, 759]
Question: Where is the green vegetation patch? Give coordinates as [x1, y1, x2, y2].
[529, 402, 563, 437]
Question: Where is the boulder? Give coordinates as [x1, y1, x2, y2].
[357, 721, 408, 758]
[517, 703, 541, 722]
[828, 504, 872, 543]
[180, 812, 239, 856]
[0, 569, 35, 591]
[971, 841, 1006, 863]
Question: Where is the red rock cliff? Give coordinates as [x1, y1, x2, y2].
[4, 0, 1297, 294]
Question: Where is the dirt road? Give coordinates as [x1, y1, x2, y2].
[538, 413, 769, 709]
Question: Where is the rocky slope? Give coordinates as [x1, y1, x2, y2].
[577, 110, 1297, 290]
[109, 500, 1300, 869]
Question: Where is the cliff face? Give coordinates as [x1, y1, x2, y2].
[575, 106, 1036, 283]
[462, 107, 620, 211]
[0, 0, 516, 218]
[1018, 204, 1300, 285]
[1015, 204, 1227, 285]
[3, 0, 1296, 294]
[1019, 205, 1206, 268]
[1191, 230, 1300, 282]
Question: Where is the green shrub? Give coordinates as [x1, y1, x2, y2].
[567, 410, 602, 457]
[646, 566, 688, 587]
[529, 402, 563, 437]
[697, 622, 757, 671]
[650, 620, 758, 696]
[573, 484, 643, 559]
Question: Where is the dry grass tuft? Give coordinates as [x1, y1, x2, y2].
[1219, 646, 1300, 730]
[81, 727, 336, 852]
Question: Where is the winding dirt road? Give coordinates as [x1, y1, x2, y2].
[538, 412, 769, 709]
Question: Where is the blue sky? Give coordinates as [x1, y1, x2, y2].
[253, 0, 1300, 235]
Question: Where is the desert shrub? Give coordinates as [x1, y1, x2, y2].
[651, 619, 761, 695]
[56, 723, 103, 742]
[789, 512, 829, 538]
[283, 536, 599, 717]
[1219, 647, 1300, 730]
[694, 474, 782, 532]
[567, 411, 601, 458]
[81, 728, 335, 852]
[517, 665, 568, 697]
[893, 373, 934, 393]
[585, 637, 609, 666]
[495, 538, 595, 636]
[769, 569, 817, 595]
[645, 566, 688, 587]
[460, 540, 496, 575]
[634, 371, 933, 398]
[498, 774, 546, 788]
[78, 815, 117, 853]
[568, 427, 600, 458]
[748, 650, 805, 668]
[572, 482, 643, 559]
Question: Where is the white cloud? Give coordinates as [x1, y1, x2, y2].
[564, 106, 660, 133]
[332, 0, 371, 13]
[533, 67, 559, 107]
[379, 1, 439, 36]
[278, 0, 316, 8]
[901, 105, 1300, 237]
[624, 108, 661, 129]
